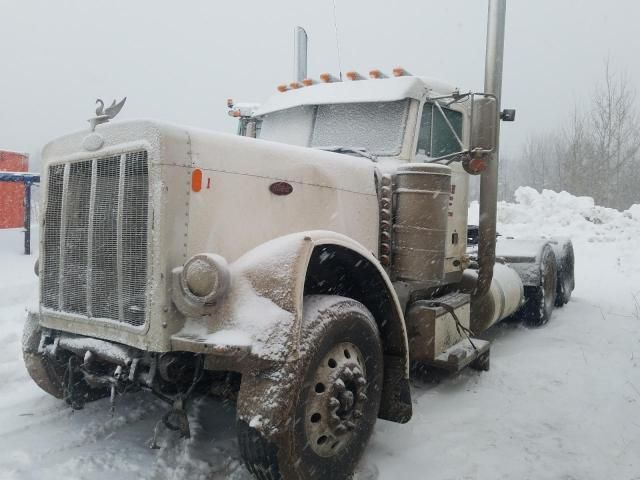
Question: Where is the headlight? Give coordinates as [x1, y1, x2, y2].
[172, 253, 231, 317]
[182, 254, 230, 302]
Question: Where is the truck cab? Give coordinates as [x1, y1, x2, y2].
[236, 72, 482, 292]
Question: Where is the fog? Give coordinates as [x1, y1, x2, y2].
[1, 0, 640, 169]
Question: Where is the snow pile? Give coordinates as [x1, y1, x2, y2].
[471, 187, 640, 242]
[504, 187, 640, 236]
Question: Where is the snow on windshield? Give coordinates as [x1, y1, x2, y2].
[258, 105, 315, 147]
[258, 100, 410, 156]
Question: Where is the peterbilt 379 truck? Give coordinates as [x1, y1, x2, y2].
[23, 2, 575, 479]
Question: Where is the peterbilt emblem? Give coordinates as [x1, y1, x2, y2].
[82, 133, 104, 151]
[88, 97, 127, 131]
[269, 181, 293, 196]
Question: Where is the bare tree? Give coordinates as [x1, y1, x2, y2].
[588, 60, 640, 208]
[510, 61, 640, 210]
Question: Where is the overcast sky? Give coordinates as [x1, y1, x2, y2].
[1, 0, 639, 167]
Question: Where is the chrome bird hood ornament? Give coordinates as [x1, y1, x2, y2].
[88, 97, 127, 131]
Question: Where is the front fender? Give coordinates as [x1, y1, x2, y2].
[171, 230, 412, 424]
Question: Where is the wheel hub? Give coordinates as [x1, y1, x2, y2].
[305, 342, 368, 457]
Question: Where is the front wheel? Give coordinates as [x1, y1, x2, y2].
[22, 313, 65, 399]
[22, 313, 109, 407]
[238, 295, 383, 480]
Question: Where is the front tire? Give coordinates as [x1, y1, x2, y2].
[22, 314, 110, 407]
[22, 313, 65, 399]
[238, 295, 383, 480]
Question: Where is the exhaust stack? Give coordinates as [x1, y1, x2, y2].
[476, 0, 506, 296]
[293, 26, 308, 82]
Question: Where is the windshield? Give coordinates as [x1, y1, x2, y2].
[258, 100, 410, 156]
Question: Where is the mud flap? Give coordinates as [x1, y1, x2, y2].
[378, 354, 412, 423]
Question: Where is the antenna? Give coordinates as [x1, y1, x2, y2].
[331, 0, 343, 80]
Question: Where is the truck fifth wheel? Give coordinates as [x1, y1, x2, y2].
[23, 1, 575, 479]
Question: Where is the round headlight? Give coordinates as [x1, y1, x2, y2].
[185, 258, 217, 297]
[181, 253, 230, 303]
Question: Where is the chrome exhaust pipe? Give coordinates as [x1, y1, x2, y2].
[476, 0, 506, 296]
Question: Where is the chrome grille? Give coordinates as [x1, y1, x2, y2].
[41, 151, 149, 327]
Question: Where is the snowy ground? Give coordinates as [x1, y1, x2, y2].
[0, 188, 639, 480]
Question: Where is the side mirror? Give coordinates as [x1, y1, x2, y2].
[469, 94, 498, 155]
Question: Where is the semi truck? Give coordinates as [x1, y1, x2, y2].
[23, 1, 574, 479]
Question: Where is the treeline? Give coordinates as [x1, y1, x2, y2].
[497, 62, 640, 210]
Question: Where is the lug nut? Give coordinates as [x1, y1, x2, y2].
[329, 397, 340, 409]
[358, 393, 368, 402]
[340, 391, 354, 410]
[346, 421, 356, 430]
[335, 424, 347, 435]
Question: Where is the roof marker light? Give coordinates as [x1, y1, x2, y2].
[369, 69, 388, 79]
[393, 67, 411, 77]
[345, 71, 364, 81]
[320, 73, 339, 83]
[302, 78, 314, 86]
[289, 82, 302, 89]
[277, 84, 289, 92]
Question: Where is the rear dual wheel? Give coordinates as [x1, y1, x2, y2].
[519, 244, 557, 327]
[238, 295, 383, 480]
[555, 241, 575, 307]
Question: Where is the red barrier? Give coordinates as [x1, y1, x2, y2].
[0, 151, 29, 229]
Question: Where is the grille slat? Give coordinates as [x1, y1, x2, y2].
[61, 161, 92, 314]
[122, 152, 149, 326]
[41, 151, 149, 328]
[42, 165, 65, 310]
[91, 156, 123, 320]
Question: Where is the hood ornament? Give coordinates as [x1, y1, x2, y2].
[88, 97, 127, 131]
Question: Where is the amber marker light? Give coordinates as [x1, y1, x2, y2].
[277, 84, 288, 92]
[393, 67, 410, 77]
[191, 169, 203, 193]
[302, 78, 314, 86]
[289, 82, 302, 89]
[345, 71, 364, 81]
[369, 69, 384, 79]
[468, 158, 487, 173]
